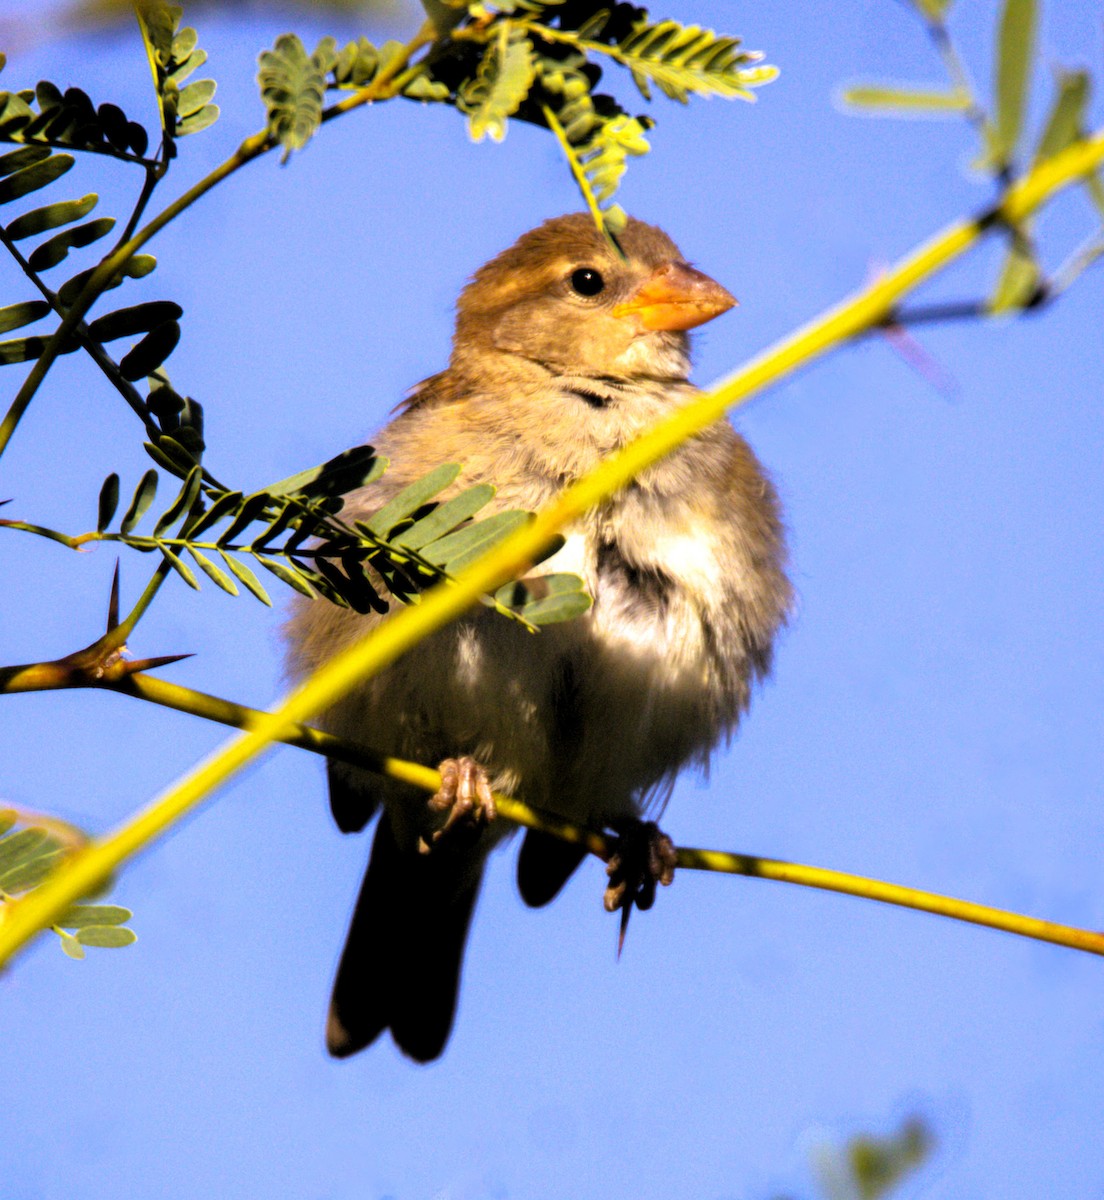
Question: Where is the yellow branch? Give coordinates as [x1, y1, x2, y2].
[1, 129, 1102, 967]
[677, 848, 1104, 955]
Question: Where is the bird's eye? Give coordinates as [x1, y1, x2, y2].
[570, 267, 605, 297]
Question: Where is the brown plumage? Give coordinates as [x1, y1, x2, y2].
[286, 213, 791, 1062]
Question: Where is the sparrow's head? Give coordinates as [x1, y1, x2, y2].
[451, 213, 736, 384]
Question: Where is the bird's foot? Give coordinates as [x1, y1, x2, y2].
[418, 756, 497, 854]
[603, 819, 677, 952]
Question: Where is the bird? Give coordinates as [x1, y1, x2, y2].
[285, 213, 791, 1063]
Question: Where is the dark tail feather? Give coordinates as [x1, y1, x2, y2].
[516, 828, 587, 908]
[327, 812, 482, 1063]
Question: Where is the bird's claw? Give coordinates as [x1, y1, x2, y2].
[603, 820, 677, 951]
[417, 756, 497, 854]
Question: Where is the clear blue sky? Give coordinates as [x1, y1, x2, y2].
[2, 2, 1102, 1197]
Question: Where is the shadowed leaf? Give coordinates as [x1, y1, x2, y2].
[0, 300, 50, 334]
[88, 300, 183, 342]
[422, 509, 532, 572]
[118, 320, 181, 381]
[97, 472, 120, 531]
[27, 215, 116, 271]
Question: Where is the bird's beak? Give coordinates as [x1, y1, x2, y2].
[613, 262, 737, 332]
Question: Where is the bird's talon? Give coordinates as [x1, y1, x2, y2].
[423, 756, 495, 852]
[602, 821, 676, 922]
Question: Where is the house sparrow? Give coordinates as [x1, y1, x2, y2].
[286, 213, 791, 1062]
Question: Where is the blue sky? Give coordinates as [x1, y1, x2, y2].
[1, 1, 1102, 1197]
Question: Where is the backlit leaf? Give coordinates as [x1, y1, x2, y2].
[57, 903, 132, 928]
[841, 84, 971, 114]
[76, 925, 137, 948]
[991, 0, 1037, 169]
[120, 469, 158, 534]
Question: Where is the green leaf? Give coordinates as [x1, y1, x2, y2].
[494, 572, 591, 623]
[255, 553, 316, 597]
[76, 925, 137, 949]
[422, 509, 532, 572]
[97, 472, 120, 531]
[265, 445, 386, 499]
[56, 253, 157, 308]
[0, 152, 74, 206]
[59, 930, 85, 959]
[27, 216, 116, 272]
[331, 37, 380, 87]
[120, 469, 159, 534]
[463, 25, 536, 143]
[909, 0, 953, 20]
[604, 18, 776, 104]
[177, 78, 216, 117]
[176, 105, 219, 136]
[144, 434, 198, 477]
[1033, 69, 1088, 164]
[216, 492, 273, 546]
[258, 34, 328, 161]
[187, 548, 239, 595]
[541, 95, 647, 238]
[118, 320, 180, 381]
[186, 489, 243, 538]
[168, 49, 208, 87]
[0, 299, 50, 334]
[219, 551, 272, 605]
[87, 300, 184, 342]
[990, 0, 1038, 170]
[154, 464, 202, 535]
[988, 235, 1039, 313]
[845, 1117, 932, 1200]
[0, 827, 49, 873]
[365, 463, 463, 536]
[158, 543, 200, 589]
[1084, 172, 1104, 222]
[398, 484, 496, 548]
[402, 73, 450, 103]
[0, 809, 18, 837]
[840, 84, 971, 114]
[0, 89, 35, 136]
[0, 332, 80, 366]
[57, 903, 132, 928]
[0, 847, 63, 892]
[518, 589, 591, 624]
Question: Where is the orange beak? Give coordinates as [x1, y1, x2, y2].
[612, 261, 737, 332]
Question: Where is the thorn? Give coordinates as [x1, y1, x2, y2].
[126, 652, 194, 674]
[617, 903, 631, 960]
[107, 560, 121, 631]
